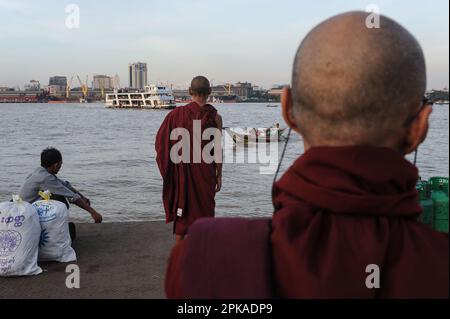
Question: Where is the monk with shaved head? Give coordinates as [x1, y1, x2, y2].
[165, 12, 448, 298]
[287, 11, 428, 149]
[156, 76, 223, 243]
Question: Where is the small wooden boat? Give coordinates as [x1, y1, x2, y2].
[228, 127, 286, 144]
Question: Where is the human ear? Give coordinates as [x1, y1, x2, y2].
[404, 105, 433, 154]
[48, 163, 58, 173]
[281, 87, 301, 134]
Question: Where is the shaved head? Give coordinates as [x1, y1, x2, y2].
[190, 76, 211, 97]
[291, 11, 426, 146]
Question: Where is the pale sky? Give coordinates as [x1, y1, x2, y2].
[0, 0, 448, 89]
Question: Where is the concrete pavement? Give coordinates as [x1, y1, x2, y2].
[0, 221, 174, 299]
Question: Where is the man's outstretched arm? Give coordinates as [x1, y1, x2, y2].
[63, 181, 91, 206]
[44, 175, 82, 203]
[43, 176, 102, 223]
[74, 198, 103, 223]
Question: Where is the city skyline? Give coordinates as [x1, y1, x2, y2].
[0, 0, 448, 90]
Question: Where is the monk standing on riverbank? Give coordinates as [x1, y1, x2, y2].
[165, 12, 448, 298]
[156, 76, 223, 242]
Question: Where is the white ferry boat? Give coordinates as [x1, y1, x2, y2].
[105, 85, 176, 109]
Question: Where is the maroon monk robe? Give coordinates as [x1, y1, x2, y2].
[156, 102, 218, 236]
[271, 146, 448, 298]
[166, 218, 274, 299]
[166, 146, 449, 298]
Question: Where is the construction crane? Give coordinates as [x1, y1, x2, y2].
[222, 83, 233, 95]
[66, 76, 74, 98]
[100, 82, 105, 99]
[77, 75, 89, 100]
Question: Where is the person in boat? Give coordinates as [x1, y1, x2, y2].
[156, 76, 223, 243]
[165, 12, 449, 298]
[263, 123, 284, 141]
[19, 148, 103, 239]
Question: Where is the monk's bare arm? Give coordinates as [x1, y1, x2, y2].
[215, 114, 223, 192]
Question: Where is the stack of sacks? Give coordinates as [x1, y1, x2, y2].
[0, 196, 42, 277]
[32, 191, 76, 263]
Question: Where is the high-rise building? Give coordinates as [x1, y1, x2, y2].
[49, 76, 67, 92]
[128, 62, 148, 90]
[93, 75, 113, 90]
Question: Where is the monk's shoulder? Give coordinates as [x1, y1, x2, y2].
[410, 222, 449, 248]
[165, 105, 186, 120]
[205, 104, 218, 113]
[173, 103, 197, 116]
[165, 240, 186, 293]
[179, 218, 274, 298]
[206, 103, 217, 110]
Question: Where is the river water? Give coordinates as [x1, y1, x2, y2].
[0, 103, 448, 223]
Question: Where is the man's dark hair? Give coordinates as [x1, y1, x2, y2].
[41, 147, 62, 168]
[189, 76, 211, 97]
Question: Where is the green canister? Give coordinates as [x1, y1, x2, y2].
[419, 198, 434, 226]
[431, 191, 449, 220]
[429, 177, 449, 195]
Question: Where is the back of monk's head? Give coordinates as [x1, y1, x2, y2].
[190, 76, 211, 97]
[286, 11, 428, 151]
